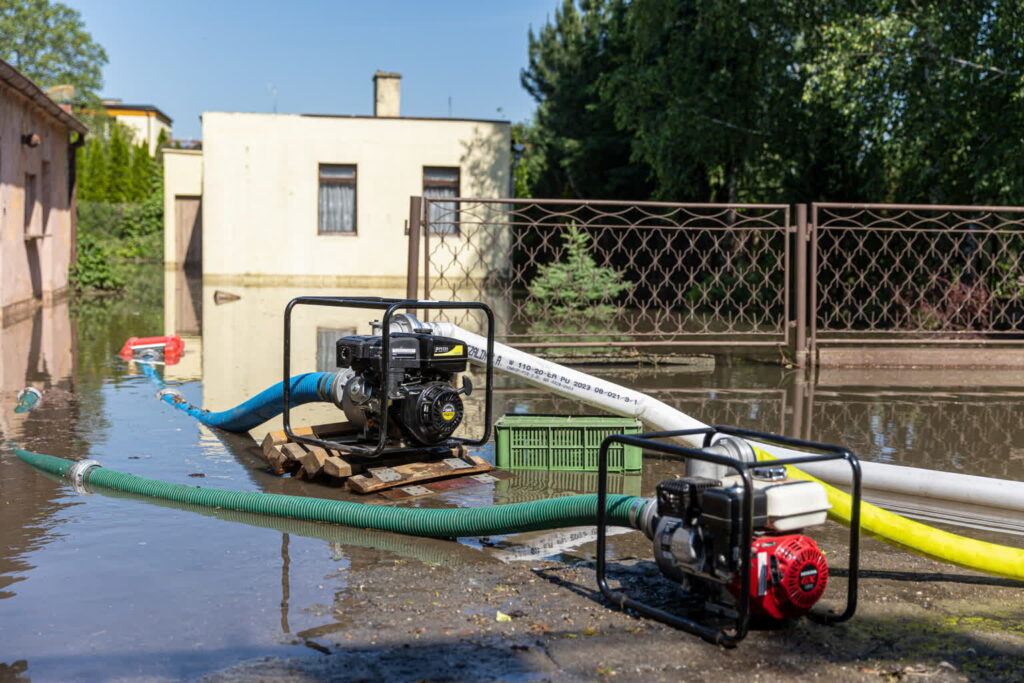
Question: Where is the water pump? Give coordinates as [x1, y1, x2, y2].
[281, 297, 494, 458]
[333, 331, 473, 447]
[596, 426, 861, 646]
[643, 463, 831, 620]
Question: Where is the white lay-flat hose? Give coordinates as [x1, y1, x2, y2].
[428, 321, 1024, 515]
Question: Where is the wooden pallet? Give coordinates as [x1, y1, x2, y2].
[260, 422, 494, 494]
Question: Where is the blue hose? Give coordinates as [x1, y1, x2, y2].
[155, 370, 337, 432]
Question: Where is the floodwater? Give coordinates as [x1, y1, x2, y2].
[1, 265, 1023, 680]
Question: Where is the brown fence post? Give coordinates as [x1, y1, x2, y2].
[794, 204, 809, 367]
[406, 196, 422, 300]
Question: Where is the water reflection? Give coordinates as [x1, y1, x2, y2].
[3, 269, 1024, 679]
[0, 302, 79, 601]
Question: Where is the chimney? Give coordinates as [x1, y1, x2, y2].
[373, 71, 401, 117]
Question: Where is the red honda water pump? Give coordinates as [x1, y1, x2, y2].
[596, 426, 861, 646]
[645, 461, 831, 619]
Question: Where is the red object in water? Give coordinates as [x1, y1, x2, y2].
[119, 334, 185, 365]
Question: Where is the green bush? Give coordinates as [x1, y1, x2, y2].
[69, 233, 127, 291]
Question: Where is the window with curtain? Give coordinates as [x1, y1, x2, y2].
[423, 166, 460, 235]
[319, 164, 356, 234]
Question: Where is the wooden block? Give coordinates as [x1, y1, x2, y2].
[265, 448, 290, 475]
[300, 448, 331, 477]
[264, 421, 353, 447]
[261, 432, 279, 458]
[346, 457, 494, 494]
[281, 442, 307, 463]
[322, 455, 354, 479]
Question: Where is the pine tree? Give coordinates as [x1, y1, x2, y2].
[105, 123, 132, 203]
[77, 136, 108, 201]
[129, 143, 153, 201]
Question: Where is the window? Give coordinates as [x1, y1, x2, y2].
[423, 166, 460, 235]
[316, 327, 357, 372]
[41, 161, 51, 234]
[319, 164, 356, 234]
[24, 173, 41, 238]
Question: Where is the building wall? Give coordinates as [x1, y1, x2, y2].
[163, 148, 204, 267]
[109, 111, 171, 154]
[0, 85, 75, 324]
[199, 112, 510, 286]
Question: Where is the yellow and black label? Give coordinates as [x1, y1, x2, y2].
[434, 344, 465, 358]
[441, 404, 457, 421]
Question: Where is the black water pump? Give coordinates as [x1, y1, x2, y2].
[334, 331, 473, 446]
[281, 297, 494, 458]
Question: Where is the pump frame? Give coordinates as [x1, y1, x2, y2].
[282, 296, 495, 457]
[596, 426, 861, 647]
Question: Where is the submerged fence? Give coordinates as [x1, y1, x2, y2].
[405, 197, 1024, 364]
[811, 203, 1024, 346]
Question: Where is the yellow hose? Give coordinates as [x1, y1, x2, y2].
[753, 447, 1024, 582]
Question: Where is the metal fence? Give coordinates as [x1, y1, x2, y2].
[406, 198, 1024, 363]
[811, 203, 1024, 346]
[406, 197, 792, 352]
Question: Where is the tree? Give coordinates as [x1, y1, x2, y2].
[521, 0, 652, 199]
[603, 0, 804, 202]
[129, 143, 153, 201]
[802, 1, 1024, 204]
[105, 123, 133, 203]
[77, 136, 108, 202]
[0, 0, 107, 99]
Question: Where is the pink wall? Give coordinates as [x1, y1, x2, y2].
[0, 85, 76, 324]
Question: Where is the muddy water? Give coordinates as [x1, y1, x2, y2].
[1, 266, 1022, 680]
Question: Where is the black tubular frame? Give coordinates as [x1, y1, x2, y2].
[282, 296, 495, 457]
[596, 425, 861, 647]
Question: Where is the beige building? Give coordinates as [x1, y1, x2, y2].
[164, 72, 511, 286]
[0, 59, 87, 327]
[103, 99, 172, 154]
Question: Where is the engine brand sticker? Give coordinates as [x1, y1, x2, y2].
[434, 344, 465, 357]
[441, 404, 457, 420]
[799, 563, 820, 591]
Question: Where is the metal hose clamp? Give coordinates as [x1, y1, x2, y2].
[67, 459, 102, 495]
[156, 388, 182, 401]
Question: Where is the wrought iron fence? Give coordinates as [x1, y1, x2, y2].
[407, 197, 792, 351]
[811, 203, 1024, 345]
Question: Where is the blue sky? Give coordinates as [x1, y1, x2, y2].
[66, 0, 556, 140]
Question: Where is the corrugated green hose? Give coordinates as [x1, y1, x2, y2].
[15, 449, 645, 539]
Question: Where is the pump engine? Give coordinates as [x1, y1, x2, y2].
[597, 428, 860, 644]
[333, 331, 473, 447]
[643, 465, 831, 619]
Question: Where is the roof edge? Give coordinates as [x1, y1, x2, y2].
[0, 58, 88, 135]
[201, 111, 511, 126]
[104, 103, 172, 125]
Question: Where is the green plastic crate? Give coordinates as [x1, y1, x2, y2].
[494, 414, 643, 472]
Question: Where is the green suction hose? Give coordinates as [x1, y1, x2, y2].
[15, 449, 645, 539]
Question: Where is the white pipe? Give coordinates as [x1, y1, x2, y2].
[430, 322, 1024, 515]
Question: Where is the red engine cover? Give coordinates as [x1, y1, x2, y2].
[731, 534, 829, 619]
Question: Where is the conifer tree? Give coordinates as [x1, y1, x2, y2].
[105, 123, 132, 203]
[129, 143, 152, 201]
[77, 136, 107, 201]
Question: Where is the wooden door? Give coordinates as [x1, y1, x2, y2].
[175, 195, 202, 269]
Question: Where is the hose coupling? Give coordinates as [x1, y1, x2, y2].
[67, 459, 102, 494]
[156, 388, 183, 401]
[15, 387, 42, 414]
[633, 496, 659, 539]
[686, 435, 756, 479]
